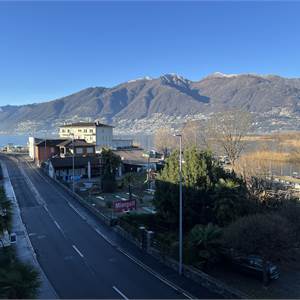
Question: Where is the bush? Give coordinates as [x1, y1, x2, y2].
[279, 201, 300, 247]
[105, 200, 113, 209]
[154, 232, 178, 259]
[186, 223, 222, 269]
[223, 213, 295, 285]
[102, 178, 116, 193]
[119, 213, 155, 230]
[0, 261, 41, 299]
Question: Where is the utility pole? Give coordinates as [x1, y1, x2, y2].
[174, 133, 183, 275]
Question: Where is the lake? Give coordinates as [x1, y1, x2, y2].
[0, 135, 30, 147]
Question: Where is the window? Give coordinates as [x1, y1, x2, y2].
[76, 147, 83, 154]
[87, 147, 93, 154]
[61, 129, 65, 133]
[89, 129, 93, 133]
[78, 129, 82, 132]
[84, 129, 87, 133]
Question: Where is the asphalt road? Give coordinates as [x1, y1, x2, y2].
[1, 154, 221, 299]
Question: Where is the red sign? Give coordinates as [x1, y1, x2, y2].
[113, 200, 136, 212]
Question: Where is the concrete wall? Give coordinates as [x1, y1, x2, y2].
[59, 125, 113, 148]
[112, 139, 133, 149]
[35, 145, 58, 165]
[59, 126, 96, 143]
[96, 126, 113, 148]
[28, 137, 35, 159]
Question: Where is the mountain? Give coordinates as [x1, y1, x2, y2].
[1, 72, 300, 135]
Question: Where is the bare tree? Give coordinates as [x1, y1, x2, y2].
[153, 127, 176, 156]
[181, 120, 216, 151]
[182, 121, 199, 149]
[209, 110, 252, 167]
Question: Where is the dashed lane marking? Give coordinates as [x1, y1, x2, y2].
[112, 286, 129, 300]
[54, 220, 62, 231]
[72, 245, 84, 258]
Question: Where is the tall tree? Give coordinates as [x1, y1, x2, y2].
[154, 147, 248, 230]
[123, 172, 135, 201]
[100, 149, 121, 192]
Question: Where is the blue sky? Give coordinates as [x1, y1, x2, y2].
[0, 1, 300, 106]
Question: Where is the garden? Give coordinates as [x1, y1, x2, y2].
[118, 147, 300, 287]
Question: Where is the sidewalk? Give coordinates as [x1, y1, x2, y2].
[0, 160, 58, 299]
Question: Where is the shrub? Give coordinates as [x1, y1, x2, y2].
[223, 213, 295, 285]
[186, 223, 222, 269]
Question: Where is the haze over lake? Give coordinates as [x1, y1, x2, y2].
[0, 134, 29, 147]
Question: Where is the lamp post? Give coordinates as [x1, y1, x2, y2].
[174, 133, 183, 275]
[71, 134, 75, 193]
[147, 152, 151, 190]
[44, 131, 47, 164]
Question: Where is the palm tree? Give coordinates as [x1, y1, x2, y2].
[123, 172, 136, 201]
[187, 223, 222, 269]
[0, 262, 41, 299]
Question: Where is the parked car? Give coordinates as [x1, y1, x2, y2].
[229, 255, 280, 281]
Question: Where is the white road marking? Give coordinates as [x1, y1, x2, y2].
[21, 158, 194, 299]
[112, 286, 129, 300]
[72, 245, 84, 258]
[117, 248, 194, 299]
[68, 202, 87, 220]
[183, 292, 193, 299]
[95, 228, 115, 246]
[18, 163, 45, 205]
[96, 196, 105, 200]
[115, 195, 121, 199]
[54, 220, 62, 231]
[44, 206, 49, 212]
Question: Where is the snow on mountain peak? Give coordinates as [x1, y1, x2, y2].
[210, 72, 239, 78]
[127, 76, 152, 83]
[160, 73, 190, 85]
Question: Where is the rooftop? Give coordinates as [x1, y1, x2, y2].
[50, 156, 100, 168]
[57, 139, 95, 147]
[112, 148, 160, 166]
[36, 139, 68, 147]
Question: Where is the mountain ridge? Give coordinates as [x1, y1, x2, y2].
[1, 72, 300, 134]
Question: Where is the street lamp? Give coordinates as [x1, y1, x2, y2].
[71, 134, 75, 193]
[174, 133, 183, 275]
[44, 131, 47, 165]
[147, 152, 151, 190]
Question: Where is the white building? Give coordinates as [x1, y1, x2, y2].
[28, 137, 43, 160]
[59, 121, 113, 149]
